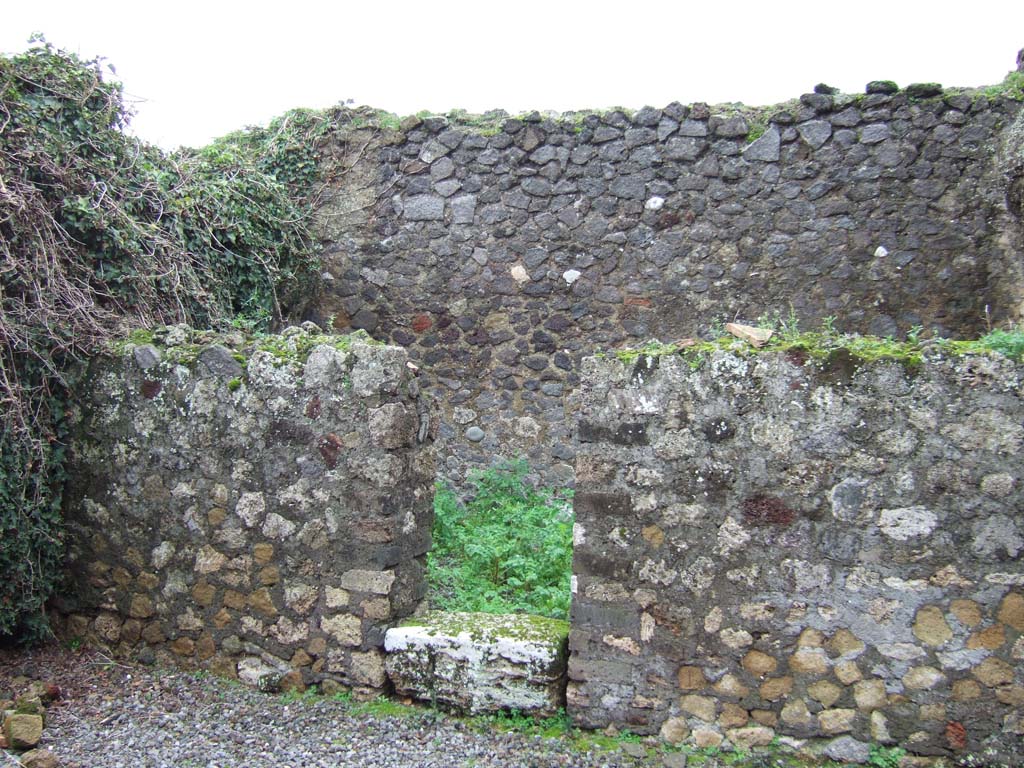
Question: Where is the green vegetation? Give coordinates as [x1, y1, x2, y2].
[427, 460, 573, 620]
[867, 744, 906, 768]
[745, 120, 768, 143]
[982, 70, 1024, 100]
[0, 37, 330, 642]
[613, 314, 1024, 373]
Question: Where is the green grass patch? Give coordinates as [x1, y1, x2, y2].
[428, 460, 573, 620]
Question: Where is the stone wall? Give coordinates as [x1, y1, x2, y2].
[56, 326, 435, 693]
[568, 348, 1023, 762]
[311, 84, 1024, 485]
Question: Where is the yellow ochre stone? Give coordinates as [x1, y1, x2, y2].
[790, 648, 830, 675]
[691, 727, 723, 749]
[835, 660, 863, 685]
[808, 680, 843, 707]
[659, 716, 689, 744]
[137, 572, 160, 591]
[197, 634, 216, 660]
[713, 673, 749, 698]
[253, 542, 274, 564]
[760, 676, 793, 701]
[826, 628, 865, 658]
[258, 565, 281, 586]
[718, 702, 749, 728]
[192, 582, 216, 607]
[247, 588, 277, 617]
[818, 708, 856, 734]
[781, 698, 813, 727]
[853, 679, 887, 710]
[128, 594, 155, 619]
[950, 598, 983, 627]
[972, 657, 1015, 687]
[998, 591, 1024, 631]
[952, 679, 982, 701]
[797, 628, 824, 647]
[741, 650, 777, 676]
[966, 624, 1006, 650]
[912, 605, 953, 646]
[677, 665, 707, 690]
[207, 507, 227, 527]
[750, 709, 778, 728]
[679, 694, 717, 722]
[996, 685, 1024, 706]
[727, 725, 775, 748]
[641, 524, 665, 547]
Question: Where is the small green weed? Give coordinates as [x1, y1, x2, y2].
[982, 71, 1024, 100]
[868, 744, 906, 768]
[474, 707, 573, 739]
[428, 460, 573, 620]
[351, 697, 415, 718]
[280, 685, 319, 704]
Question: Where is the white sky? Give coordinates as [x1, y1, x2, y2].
[2, 1, 1022, 150]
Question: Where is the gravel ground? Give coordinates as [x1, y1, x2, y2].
[1, 644, 689, 768]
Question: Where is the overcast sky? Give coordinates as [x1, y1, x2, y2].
[2, 1, 1023, 149]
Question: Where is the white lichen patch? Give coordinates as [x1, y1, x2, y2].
[716, 516, 751, 555]
[877, 506, 938, 541]
[235, 492, 266, 528]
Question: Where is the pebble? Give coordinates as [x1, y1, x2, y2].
[41, 669, 676, 768]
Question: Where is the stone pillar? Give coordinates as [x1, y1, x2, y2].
[569, 348, 1024, 761]
[59, 325, 435, 693]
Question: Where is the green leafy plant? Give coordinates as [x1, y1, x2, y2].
[428, 460, 573, 619]
[868, 744, 906, 768]
[0, 37, 329, 642]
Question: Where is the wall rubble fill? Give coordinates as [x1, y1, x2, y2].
[56, 327, 435, 693]
[312, 91, 1024, 485]
[569, 349, 1024, 762]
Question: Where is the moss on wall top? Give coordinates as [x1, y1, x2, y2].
[111, 323, 382, 367]
[610, 325, 1024, 372]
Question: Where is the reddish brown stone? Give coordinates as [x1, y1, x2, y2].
[279, 670, 306, 693]
[305, 394, 322, 419]
[946, 721, 968, 750]
[197, 634, 216, 661]
[966, 624, 1005, 650]
[411, 314, 433, 333]
[624, 296, 653, 308]
[318, 433, 344, 469]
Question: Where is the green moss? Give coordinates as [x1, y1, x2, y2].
[608, 321, 1024, 375]
[111, 325, 381, 369]
[745, 121, 767, 143]
[614, 340, 683, 365]
[227, 377, 242, 391]
[399, 610, 569, 646]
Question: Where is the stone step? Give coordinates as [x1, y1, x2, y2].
[384, 611, 569, 716]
